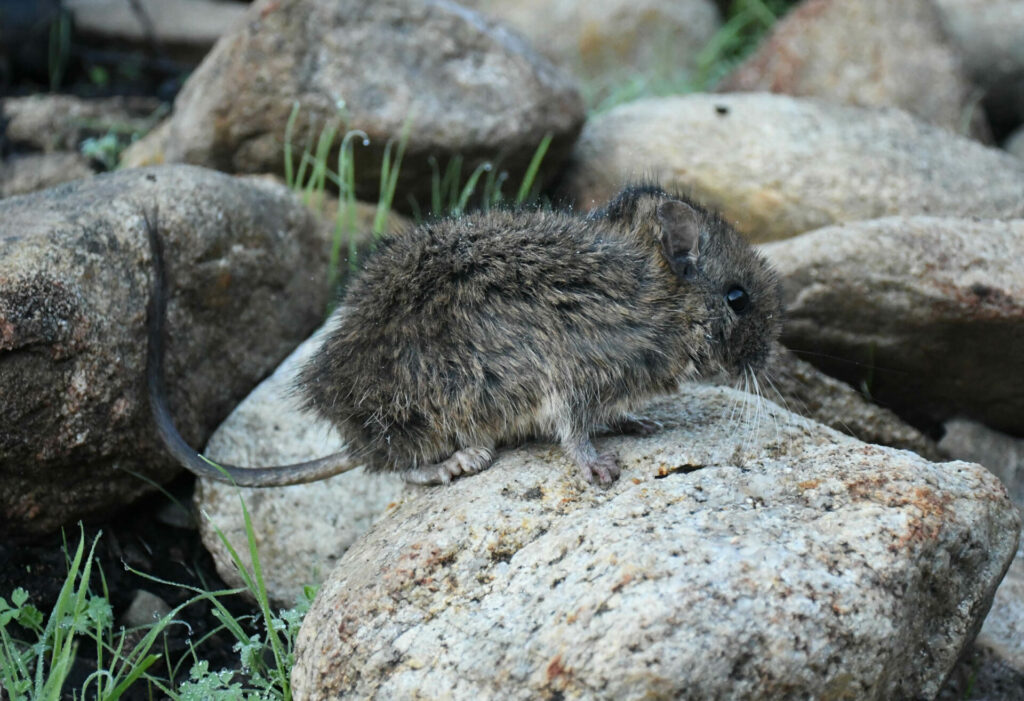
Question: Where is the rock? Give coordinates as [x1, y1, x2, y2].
[130, 0, 584, 211]
[941, 542, 1024, 701]
[1, 94, 164, 153]
[1007, 126, 1024, 160]
[932, 1, 1024, 143]
[762, 216, 1024, 436]
[560, 93, 1024, 242]
[933, 0, 1024, 83]
[463, 0, 720, 98]
[762, 346, 943, 461]
[65, 0, 247, 52]
[0, 152, 94, 198]
[291, 384, 1020, 700]
[195, 327, 404, 606]
[940, 419, 1024, 509]
[0, 165, 327, 536]
[121, 589, 173, 628]
[719, 0, 986, 138]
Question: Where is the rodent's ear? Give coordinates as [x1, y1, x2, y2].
[657, 200, 701, 279]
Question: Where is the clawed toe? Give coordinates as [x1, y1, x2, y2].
[580, 452, 621, 486]
[403, 447, 494, 485]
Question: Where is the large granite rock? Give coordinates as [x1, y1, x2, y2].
[559, 93, 1024, 242]
[762, 216, 1024, 436]
[720, 0, 986, 138]
[125, 0, 584, 211]
[0, 165, 327, 535]
[291, 385, 1020, 700]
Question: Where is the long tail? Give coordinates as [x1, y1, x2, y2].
[143, 209, 360, 488]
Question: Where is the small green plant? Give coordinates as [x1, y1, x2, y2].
[0, 528, 165, 701]
[1, 512, 315, 700]
[80, 133, 123, 171]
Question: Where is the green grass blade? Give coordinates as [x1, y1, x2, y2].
[454, 162, 492, 215]
[516, 134, 552, 204]
[283, 101, 301, 189]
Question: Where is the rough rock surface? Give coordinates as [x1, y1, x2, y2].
[291, 385, 1020, 700]
[463, 0, 720, 90]
[761, 346, 943, 460]
[560, 93, 1024, 242]
[940, 542, 1024, 701]
[762, 216, 1024, 436]
[0, 165, 327, 535]
[720, 0, 986, 138]
[196, 327, 404, 604]
[0, 152, 94, 198]
[127, 0, 583, 209]
[937, 419, 1024, 699]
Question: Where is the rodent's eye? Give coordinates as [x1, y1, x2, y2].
[726, 285, 750, 314]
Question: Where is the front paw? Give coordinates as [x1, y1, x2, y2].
[579, 452, 621, 486]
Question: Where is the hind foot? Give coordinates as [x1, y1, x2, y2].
[577, 451, 621, 485]
[403, 447, 495, 485]
[562, 434, 621, 486]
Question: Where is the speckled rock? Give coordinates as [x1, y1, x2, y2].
[762, 216, 1024, 436]
[0, 152, 94, 198]
[760, 346, 942, 460]
[0, 165, 326, 535]
[196, 327, 404, 605]
[291, 385, 1020, 700]
[937, 419, 1024, 700]
[941, 542, 1024, 701]
[463, 0, 720, 102]
[720, 0, 986, 138]
[560, 93, 1024, 242]
[126, 0, 583, 210]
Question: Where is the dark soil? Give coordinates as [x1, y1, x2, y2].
[0, 475, 262, 699]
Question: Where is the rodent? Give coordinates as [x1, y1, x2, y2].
[146, 184, 782, 487]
